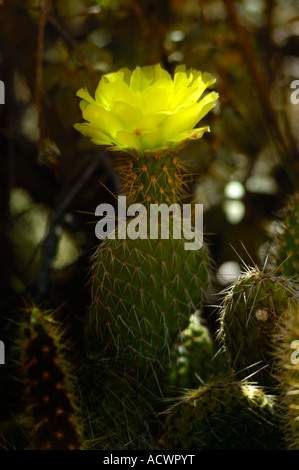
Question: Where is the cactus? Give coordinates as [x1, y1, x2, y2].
[158, 380, 283, 450]
[217, 267, 299, 387]
[74, 65, 218, 379]
[17, 304, 83, 450]
[166, 311, 227, 391]
[273, 305, 299, 450]
[269, 192, 299, 279]
[77, 354, 157, 449]
[110, 147, 193, 206]
[8, 62, 298, 451]
[1, 63, 221, 450]
[88, 218, 210, 380]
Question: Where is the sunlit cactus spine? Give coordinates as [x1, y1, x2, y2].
[18, 304, 83, 450]
[217, 267, 299, 387]
[273, 305, 299, 450]
[158, 380, 283, 450]
[269, 192, 299, 279]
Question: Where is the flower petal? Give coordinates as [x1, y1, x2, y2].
[95, 78, 132, 107]
[115, 128, 163, 152]
[130, 64, 171, 92]
[82, 103, 124, 137]
[138, 112, 170, 130]
[167, 126, 210, 144]
[142, 80, 174, 113]
[74, 63, 218, 153]
[115, 129, 141, 151]
[76, 87, 95, 104]
[74, 122, 114, 146]
[110, 101, 144, 130]
[161, 90, 218, 141]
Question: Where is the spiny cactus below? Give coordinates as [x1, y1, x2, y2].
[217, 267, 298, 387]
[88, 218, 210, 380]
[273, 305, 299, 450]
[269, 192, 299, 279]
[76, 354, 157, 449]
[166, 311, 227, 391]
[18, 304, 83, 450]
[158, 380, 284, 450]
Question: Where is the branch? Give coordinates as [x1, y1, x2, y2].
[33, 154, 105, 302]
[35, 0, 47, 153]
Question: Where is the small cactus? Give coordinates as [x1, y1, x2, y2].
[269, 192, 299, 279]
[18, 304, 83, 450]
[77, 354, 157, 449]
[217, 267, 299, 387]
[166, 311, 227, 390]
[158, 380, 284, 450]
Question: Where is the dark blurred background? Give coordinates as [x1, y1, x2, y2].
[0, 0, 299, 441]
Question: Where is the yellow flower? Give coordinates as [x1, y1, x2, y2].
[74, 63, 218, 154]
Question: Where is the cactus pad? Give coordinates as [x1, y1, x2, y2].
[166, 311, 227, 390]
[273, 305, 299, 450]
[158, 380, 283, 450]
[269, 192, 299, 279]
[217, 268, 299, 386]
[89, 219, 210, 379]
[77, 354, 156, 450]
[18, 304, 82, 450]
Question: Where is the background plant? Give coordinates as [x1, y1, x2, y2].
[0, 0, 299, 450]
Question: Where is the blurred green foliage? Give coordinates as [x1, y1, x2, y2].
[0, 0, 299, 448]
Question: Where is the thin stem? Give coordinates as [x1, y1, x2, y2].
[35, 0, 47, 152]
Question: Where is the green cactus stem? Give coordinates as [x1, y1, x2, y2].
[166, 311, 227, 391]
[18, 304, 83, 450]
[273, 305, 299, 450]
[77, 354, 157, 450]
[217, 267, 299, 387]
[158, 380, 284, 450]
[269, 192, 299, 279]
[111, 147, 195, 207]
[88, 216, 210, 381]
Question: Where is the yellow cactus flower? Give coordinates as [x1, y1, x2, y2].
[74, 63, 218, 154]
